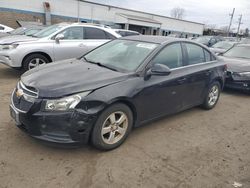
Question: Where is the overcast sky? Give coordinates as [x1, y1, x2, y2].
[88, 0, 250, 30]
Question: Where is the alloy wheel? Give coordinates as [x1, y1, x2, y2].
[208, 85, 219, 106]
[101, 111, 128, 145]
[28, 58, 47, 70]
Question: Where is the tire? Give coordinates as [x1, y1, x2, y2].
[91, 103, 133, 150]
[23, 54, 49, 71]
[201, 81, 221, 110]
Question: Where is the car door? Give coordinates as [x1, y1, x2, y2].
[181, 42, 214, 108]
[135, 42, 189, 122]
[81, 27, 113, 53]
[53, 26, 87, 61]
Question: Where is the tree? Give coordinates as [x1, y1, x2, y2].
[170, 7, 185, 19]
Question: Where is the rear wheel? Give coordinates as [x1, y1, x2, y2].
[91, 103, 133, 150]
[202, 81, 221, 110]
[23, 54, 49, 71]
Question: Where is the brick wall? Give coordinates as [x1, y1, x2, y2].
[0, 10, 44, 28]
[0, 10, 78, 28]
[51, 16, 77, 24]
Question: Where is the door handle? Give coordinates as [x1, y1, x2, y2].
[177, 77, 187, 84]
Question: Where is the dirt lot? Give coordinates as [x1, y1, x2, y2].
[0, 64, 249, 188]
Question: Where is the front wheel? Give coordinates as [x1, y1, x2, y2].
[202, 81, 221, 110]
[23, 54, 49, 71]
[91, 103, 133, 150]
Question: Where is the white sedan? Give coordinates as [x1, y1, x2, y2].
[0, 24, 14, 33]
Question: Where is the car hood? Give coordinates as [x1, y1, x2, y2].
[0, 32, 10, 38]
[21, 59, 132, 98]
[0, 35, 37, 44]
[219, 56, 250, 72]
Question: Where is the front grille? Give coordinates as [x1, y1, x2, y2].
[17, 81, 38, 98]
[11, 81, 39, 112]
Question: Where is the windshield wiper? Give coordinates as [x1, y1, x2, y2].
[82, 57, 118, 72]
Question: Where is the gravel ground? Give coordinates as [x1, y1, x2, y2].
[0, 64, 249, 188]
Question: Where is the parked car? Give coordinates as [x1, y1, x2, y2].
[194, 36, 224, 47]
[10, 36, 226, 150]
[210, 41, 238, 54]
[0, 23, 13, 33]
[0, 23, 120, 71]
[218, 44, 250, 92]
[113, 29, 140, 37]
[223, 37, 240, 42]
[0, 25, 45, 38]
[240, 38, 250, 44]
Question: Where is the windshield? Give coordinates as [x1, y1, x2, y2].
[32, 25, 63, 38]
[223, 46, 250, 59]
[195, 36, 211, 44]
[25, 29, 42, 36]
[212, 41, 234, 49]
[10, 27, 26, 34]
[84, 40, 159, 72]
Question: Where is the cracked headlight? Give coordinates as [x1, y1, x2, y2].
[45, 91, 91, 111]
[238, 72, 250, 77]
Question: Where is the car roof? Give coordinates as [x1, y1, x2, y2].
[114, 29, 139, 33]
[120, 35, 181, 44]
[236, 43, 250, 47]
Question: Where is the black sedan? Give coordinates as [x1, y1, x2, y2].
[194, 36, 224, 47]
[10, 36, 226, 150]
[219, 44, 250, 92]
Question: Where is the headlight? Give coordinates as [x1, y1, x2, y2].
[238, 72, 250, 77]
[45, 91, 91, 111]
[0, 44, 19, 50]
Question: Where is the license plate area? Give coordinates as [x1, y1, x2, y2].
[10, 105, 21, 125]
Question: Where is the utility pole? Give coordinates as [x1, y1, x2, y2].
[236, 14, 243, 37]
[227, 8, 235, 36]
[77, 0, 80, 22]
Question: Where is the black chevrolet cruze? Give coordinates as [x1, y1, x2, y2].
[10, 36, 226, 150]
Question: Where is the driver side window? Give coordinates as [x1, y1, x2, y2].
[152, 43, 183, 69]
[59, 27, 84, 40]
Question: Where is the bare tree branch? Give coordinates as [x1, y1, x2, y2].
[170, 7, 185, 19]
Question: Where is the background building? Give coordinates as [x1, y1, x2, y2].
[0, 0, 204, 37]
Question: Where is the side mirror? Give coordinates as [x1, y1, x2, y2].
[55, 33, 64, 43]
[145, 64, 171, 79]
[151, 64, 171, 75]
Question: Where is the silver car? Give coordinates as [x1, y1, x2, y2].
[0, 23, 120, 71]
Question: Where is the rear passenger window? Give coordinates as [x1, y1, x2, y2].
[152, 43, 183, 69]
[84, 27, 107, 39]
[0, 26, 4, 30]
[105, 32, 116, 40]
[185, 43, 205, 65]
[204, 49, 212, 62]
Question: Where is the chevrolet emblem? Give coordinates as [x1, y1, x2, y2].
[16, 89, 24, 98]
